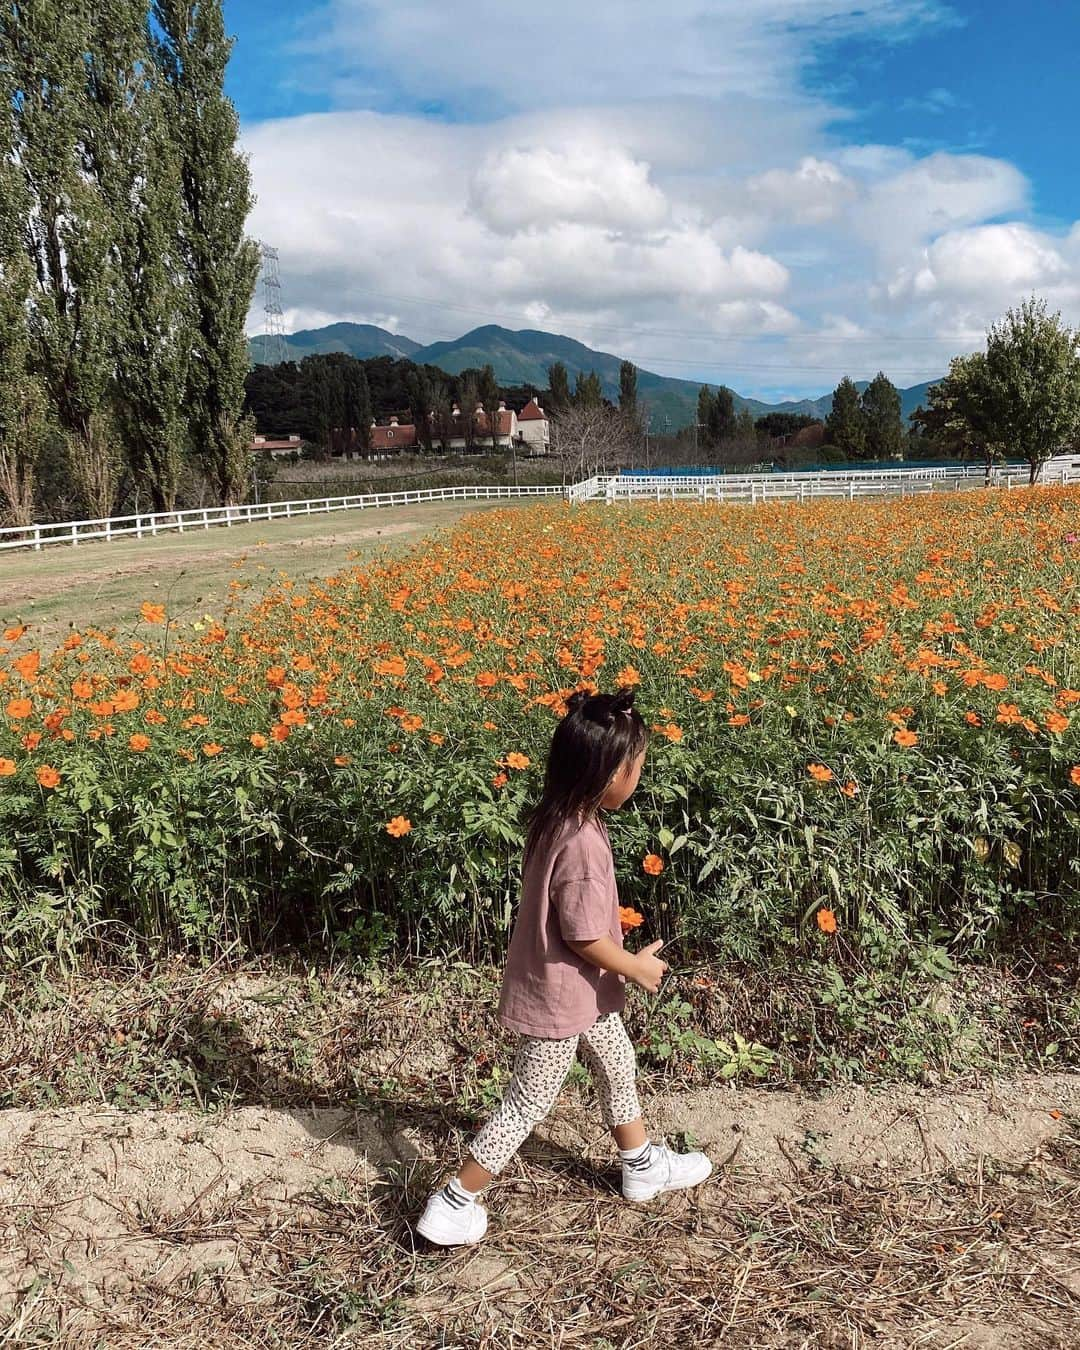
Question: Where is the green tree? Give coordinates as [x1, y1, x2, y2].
[697, 386, 713, 448]
[619, 360, 638, 413]
[983, 296, 1080, 483]
[86, 0, 187, 511]
[478, 363, 501, 449]
[152, 0, 259, 505]
[342, 360, 372, 454]
[860, 371, 903, 460]
[8, 1, 114, 452]
[707, 386, 736, 445]
[574, 369, 603, 408]
[407, 369, 437, 452]
[548, 361, 571, 412]
[0, 37, 48, 527]
[457, 372, 480, 451]
[825, 376, 867, 459]
[911, 353, 999, 473]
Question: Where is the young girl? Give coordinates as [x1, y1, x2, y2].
[417, 686, 712, 1246]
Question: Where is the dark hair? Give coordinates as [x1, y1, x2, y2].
[524, 686, 649, 863]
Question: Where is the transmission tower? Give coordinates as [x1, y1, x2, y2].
[258, 240, 288, 366]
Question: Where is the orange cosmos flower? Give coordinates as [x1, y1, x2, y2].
[13, 651, 40, 681]
[250, 733, 268, 749]
[492, 772, 508, 788]
[0, 758, 16, 776]
[964, 711, 982, 727]
[266, 666, 286, 688]
[1044, 711, 1070, 734]
[893, 729, 919, 748]
[202, 742, 224, 757]
[619, 906, 645, 934]
[386, 815, 412, 837]
[807, 763, 834, 783]
[660, 723, 683, 742]
[5, 697, 32, 720]
[128, 733, 151, 752]
[21, 731, 41, 751]
[280, 709, 307, 727]
[816, 908, 838, 934]
[36, 765, 61, 789]
[271, 724, 290, 743]
[505, 752, 530, 770]
[1070, 766, 1080, 787]
[643, 853, 664, 876]
[3, 625, 26, 641]
[429, 733, 445, 746]
[334, 755, 352, 767]
[399, 714, 424, 732]
[475, 672, 498, 690]
[840, 780, 858, 798]
[71, 678, 94, 700]
[140, 602, 166, 625]
[616, 665, 641, 687]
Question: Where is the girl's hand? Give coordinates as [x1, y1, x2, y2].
[630, 940, 668, 993]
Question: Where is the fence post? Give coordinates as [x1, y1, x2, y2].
[71, 523, 78, 547]
[136, 515, 144, 539]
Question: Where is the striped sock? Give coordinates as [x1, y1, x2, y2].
[440, 1177, 480, 1208]
[619, 1141, 656, 1173]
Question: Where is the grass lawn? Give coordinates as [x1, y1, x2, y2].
[0, 500, 513, 644]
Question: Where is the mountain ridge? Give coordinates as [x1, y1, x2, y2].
[248, 321, 937, 428]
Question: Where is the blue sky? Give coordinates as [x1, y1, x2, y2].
[226, 1, 1079, 401]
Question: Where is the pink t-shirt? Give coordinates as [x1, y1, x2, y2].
[498, 813, 626, 1039]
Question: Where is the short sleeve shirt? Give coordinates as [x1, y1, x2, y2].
[498, 814, 625, 1039]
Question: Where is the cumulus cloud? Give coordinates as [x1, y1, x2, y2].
[242, 0, 1080, 398]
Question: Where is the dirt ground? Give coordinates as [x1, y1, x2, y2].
[0, 500, 510, 642]
[3, 1073, 1078, 1348]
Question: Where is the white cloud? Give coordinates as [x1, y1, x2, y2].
[469, 144, 669, 235]
[242, 0, 1080, 399]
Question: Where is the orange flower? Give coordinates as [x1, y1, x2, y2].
[250, 733, 268, 749]
[475, 672, 498, 690]
[1044, 711, 1070, 734]
[0, 758, 16, 776]
[659, 723, 683, 742]
[3, 625, 26, 641]
[619, 906, 645, 933]
[386, 815, 412, 837]
[616, 665, 641, 687]
[271, 723, 290, 742]
[840, 780, 858, 798]
[1070, 766, 1080, 787]
[643, 853, 664, 876]
[280, 708, 307, 727]
[491, 771, 508, 788]
[893, 729, 919, 748]
[429, 732, 445, 746]
[22, 731, 41, 751]
[36, 765, 61, 789]
[202, 742, 224, 757]
[13, 651, 40, 681]
[334, 754, 352, 767]
[816, 908, 838, 934]
[5, 697, 32, 720]
[71, 678, 94, 700]
[128, 733, 151, 752]
[140, 602, 166, 624]
[964, 711, 982, 727]
[807, 763, 834, 783]
[399, 714, 424, 732]
[266, 666, 287, 688]
[505, 752, 530, 770]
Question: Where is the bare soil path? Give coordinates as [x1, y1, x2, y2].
[0, 501, 512, 643]
[3, 1074, 1078, 1347]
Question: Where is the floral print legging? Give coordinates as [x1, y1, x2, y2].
[470, 1012, 642, 1175]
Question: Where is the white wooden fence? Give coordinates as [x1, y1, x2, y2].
[0, 483, 565, 553]
[1, 465, 1077, 554]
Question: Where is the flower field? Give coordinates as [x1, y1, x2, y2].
[2, 487, 1079, 969]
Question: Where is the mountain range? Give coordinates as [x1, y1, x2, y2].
[248, 323, 936, 430]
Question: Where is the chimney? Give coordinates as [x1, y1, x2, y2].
[390, 416, 398, 426]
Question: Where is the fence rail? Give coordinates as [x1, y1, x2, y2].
[0, 483, 565, 553]
[2, 465, 1077, 553]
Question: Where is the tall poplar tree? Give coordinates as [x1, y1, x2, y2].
[8, 1, 114, 449]
[0, 27, 47, 526]
[547, 362, 570, 411]
[619, 360, 638, 413]
[86, 0, 188, 511]
[152, 0, 259, 505]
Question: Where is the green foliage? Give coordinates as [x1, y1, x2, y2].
[860, 372, 904, 460]
[825, 376, 867, 458]
[547, 361, 571, 411]
[983, 297, 1080, 484]
[911, 352, 1001, 468]
[619, 361, 638, 414]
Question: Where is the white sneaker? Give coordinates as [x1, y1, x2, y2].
[416, 1185, 488, 1247]
[622, 1141, 713, 1202]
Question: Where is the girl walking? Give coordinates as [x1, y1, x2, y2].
[417, 686, 712, 1246]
